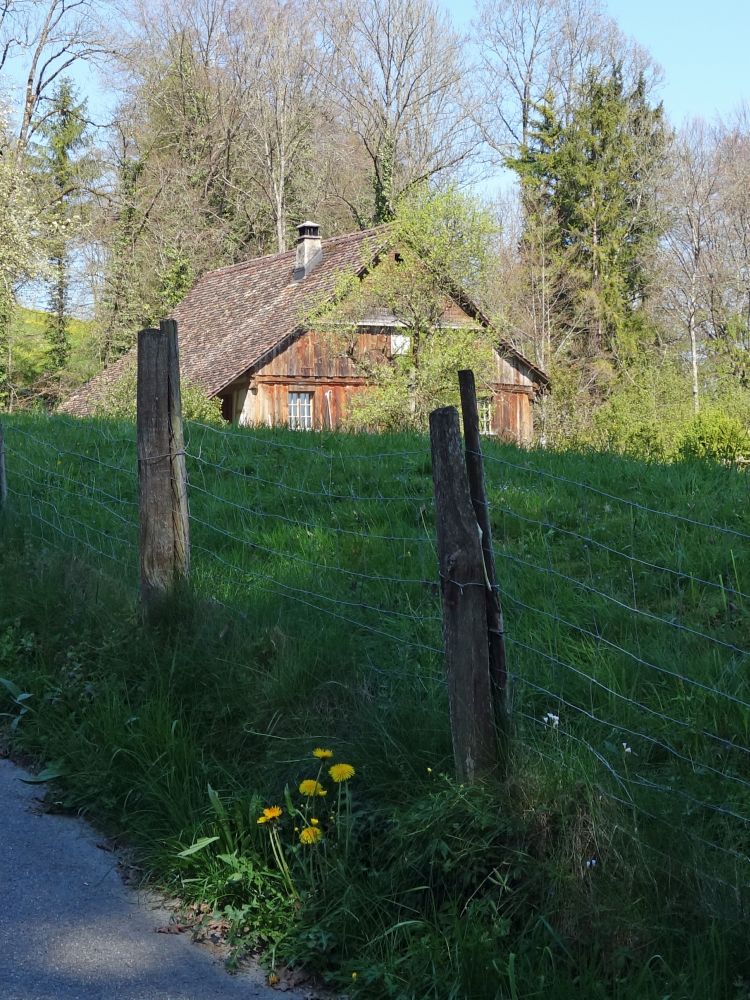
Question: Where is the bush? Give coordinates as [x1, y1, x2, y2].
[677, 409, 750, 464]
[92, 363, 224, 424]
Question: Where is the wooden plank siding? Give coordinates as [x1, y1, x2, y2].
[218, 325, 540, 444]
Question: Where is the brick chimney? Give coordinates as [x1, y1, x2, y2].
[294, 221, 322, 279]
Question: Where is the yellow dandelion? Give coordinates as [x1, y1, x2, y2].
[310, 817, 319, 826]
[257, 815, 270, 825]
[299, 779, 327, 797]
[312, 748, 334, 759]
[328, 763, 355, 783]
[262, 805, 283, 820]
[299, 825, 323, 845]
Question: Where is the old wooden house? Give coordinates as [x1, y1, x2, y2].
[62, 223, 549, 442]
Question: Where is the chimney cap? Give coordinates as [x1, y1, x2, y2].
[297, 221, 321, 239]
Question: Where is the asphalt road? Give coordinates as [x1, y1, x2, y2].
[0, 757, 307, 1000]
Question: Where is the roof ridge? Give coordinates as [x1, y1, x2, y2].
[196, 225, 389, 283]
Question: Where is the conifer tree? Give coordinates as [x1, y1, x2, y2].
[509, 66, 668, 365]
[39, 79, 89, 381]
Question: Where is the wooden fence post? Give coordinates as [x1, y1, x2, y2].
[458, 370, 508, 729]
[430, 405, 498, 782]
[0, 423, 7, 511]
[137, 320, 190, 606]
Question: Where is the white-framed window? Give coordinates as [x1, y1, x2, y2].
[478, 398, 493, 436]
[288, 391, 314, 430]
[390, 333, 411, 357]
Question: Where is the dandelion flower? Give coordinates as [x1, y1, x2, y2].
[299, 825, 323, 845]
[257, 815, 270, 825]
[299, 779, 327, 797]
[262, 805, 283, 820]
[310, 817, 320, 826]
[312, 748, 333, 759]
[329, 763, 355, 783]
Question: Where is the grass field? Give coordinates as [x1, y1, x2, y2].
[1, 411, 749, 999]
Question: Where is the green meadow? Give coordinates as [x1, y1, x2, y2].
[1, 411, 749, 999]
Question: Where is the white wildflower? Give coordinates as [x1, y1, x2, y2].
[542, 712, 560, 728]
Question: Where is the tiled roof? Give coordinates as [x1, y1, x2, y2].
[60, 226, 547, 415]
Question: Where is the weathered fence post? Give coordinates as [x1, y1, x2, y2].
[137, 320, 190, 607]
[430, 405, 499, 782]
[458, 370, 508, 729]
[0, 422, 7, 511]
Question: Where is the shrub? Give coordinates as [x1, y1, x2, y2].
[92, 363, 224, 424]
[677, 409, 750, 464]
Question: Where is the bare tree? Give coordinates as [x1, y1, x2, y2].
[315, 0, 476, 224]
[1, 0, 110, 155]
[473, 0, 661, 158]
[715, 108, 750, 365]
[231, 0, 317, 251]
[660, 119, 722, 413]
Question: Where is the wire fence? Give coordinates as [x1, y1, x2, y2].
[2, 411, 750, 903]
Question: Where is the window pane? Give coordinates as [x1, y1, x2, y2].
[391, 333, 411, 357]
[479, 399, 493, 435]
[288, 391, 313, 430]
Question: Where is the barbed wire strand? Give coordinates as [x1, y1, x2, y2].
[192, 542, 445, 658]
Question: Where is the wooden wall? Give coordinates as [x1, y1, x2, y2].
[219, 328, 541, 443]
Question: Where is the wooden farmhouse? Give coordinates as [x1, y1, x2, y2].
[62, 223, 549, 442]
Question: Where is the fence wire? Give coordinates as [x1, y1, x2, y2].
[2, 413, 749, 896]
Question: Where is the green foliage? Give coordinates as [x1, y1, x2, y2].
[314, 187, 499, 431]
[348, 327, 495, 431]
[509, 68, 668, 364]
[92, 363, 223, 424]
[159, 249, 196, 311]
[588, 360, 693, 459]
[0, 113, 49, 408]
[37, 78, 91, 378]
[6, 306, 97, 402]
[576, 358, 750, 464]
[678, 409, 750, 464]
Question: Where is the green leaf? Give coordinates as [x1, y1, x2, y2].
[20, 761, 66, 783]
[0, 676, 26, 700]
[176, 835, 220, 858]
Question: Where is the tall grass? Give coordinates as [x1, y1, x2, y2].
[1, 411, 749, 999]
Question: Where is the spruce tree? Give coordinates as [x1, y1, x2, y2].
[509, 67, 667, 365]
[39, 79, 89, 381]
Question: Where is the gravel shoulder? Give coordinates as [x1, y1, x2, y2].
[0, 757, 309, 1000]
